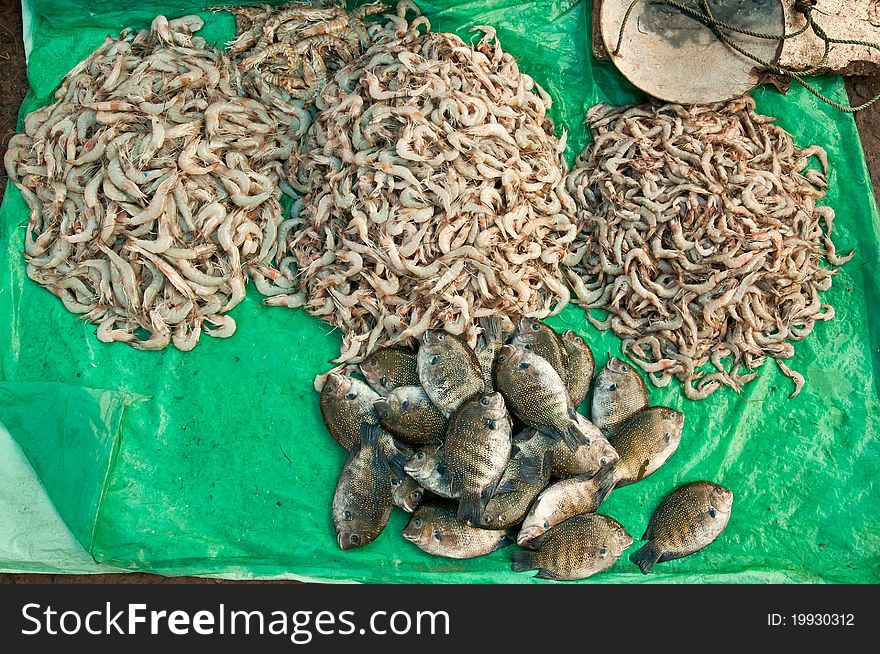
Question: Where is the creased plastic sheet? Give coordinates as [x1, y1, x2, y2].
[0, 0, 878, 583]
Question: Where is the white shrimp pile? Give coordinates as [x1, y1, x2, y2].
[4, 16, 291, 351]
[280, 2, 577, 364]
[564, 96, 853, 400]
[222, 0, 388, 111]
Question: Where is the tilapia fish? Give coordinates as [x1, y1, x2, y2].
[494, 345, 591, 450]
[517, 471, 610, 545]
[319, 372, 411, 473]
[562, 330, 594, 407]
[481, 432, 553, 529]
[404, 445, 457, 499]
[512, 317, 569, 384]
[332, 425, 393, 550]
[374, 385, 448, 446]
[391, 466, 425, 513]
[441, 391, 512, 525]
[403, 501, 512, 559]
[360, 346, 420, 395]
[630, 481, 733, 574]
[418, 329, 486, 416]
[591, 357, 649, 436]
[598, 406, 684, 500]
[511, 513, 633, 580]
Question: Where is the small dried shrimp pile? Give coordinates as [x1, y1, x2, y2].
[282, 3, 577, 364]
[222, 0, 388, 110]
[564, 96, 853, 400]
[4, 16, 291, 351]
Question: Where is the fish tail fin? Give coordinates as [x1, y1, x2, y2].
[385, 437, 413, 478]
[595, 467, 617, 506]
[360, 422, 381, 446]
[480, 315, 503, 343]
[494, 478, 519, 496]
[457, 493, 484, 526]
[510, 549, 536, 573]
[559, 419, 590, 450]
[629, 544, 661, 575]
[512, 455, 545, 485]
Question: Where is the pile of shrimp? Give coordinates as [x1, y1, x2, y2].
[564, 96, 853, 400]
[3, 16, 292, 351]
[220, 0, 388, 111]
[276, 2, 577, 364]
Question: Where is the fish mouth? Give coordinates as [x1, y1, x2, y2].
[401, 530, 419, 543]
[604, 447, 620, 465]
[325, 372, 349, 396]
[373, 398, 391, 417]
[422, 329, 441, 345]
[517, 317, 534, 332]
[498, 344, 520, 362]
[516, 526, 543, 547]
[607, 357, 629, 373]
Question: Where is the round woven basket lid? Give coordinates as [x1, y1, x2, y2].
[601, 0, 785, 104]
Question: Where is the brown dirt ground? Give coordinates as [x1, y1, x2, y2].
[0, 4, 877, 584]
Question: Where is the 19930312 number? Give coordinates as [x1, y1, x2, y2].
[768, 614, 855, 627]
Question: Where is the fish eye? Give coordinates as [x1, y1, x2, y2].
[599, 546, 608, 556]
[437, 333, 445, 341]
[379, 376, 388, 387]
[524, 343, 533, 350]
[413, 518, 423, 528]
[519, 361, 529, 370]
[600, 457, 608, 466]
[433, 531, 442, 542]
[708, 507, 717, 519]
[343, 510, 352, 520]
[345, 391, 357, 400]
[480, 396, 490, 406]
[430, 355, 440, 365]
[608, 383, 617, 391]
[369, 357, 378, 366]
[412, 490, 422, 500]
[531, 323, 540, 331]
[664, 432, 671, 443]
[416, 452, 426, 460]
[401, 399, 410, 409]
[391, 478, 401, 487]
[482, 515, 492, 525]
[350, 534, 360, 544]
[486, 419, 497, 430]
[620, 363, 630, 372]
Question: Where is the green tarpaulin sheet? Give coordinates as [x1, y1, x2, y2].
[1, 0, 878, 583]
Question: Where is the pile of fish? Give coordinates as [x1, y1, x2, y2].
[281, 2, 577, 364]
[564, 96, 853, 399]
[221, 0, 387, 111]
[320, 318, 733, 580]
[4, 16, 291, 350]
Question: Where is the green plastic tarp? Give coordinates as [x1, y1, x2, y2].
[1, 0, 878, 583]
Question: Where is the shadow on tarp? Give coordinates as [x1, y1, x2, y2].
[0, 0, 878, 582]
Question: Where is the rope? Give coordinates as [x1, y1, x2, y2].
[611, 0, 880, 112]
